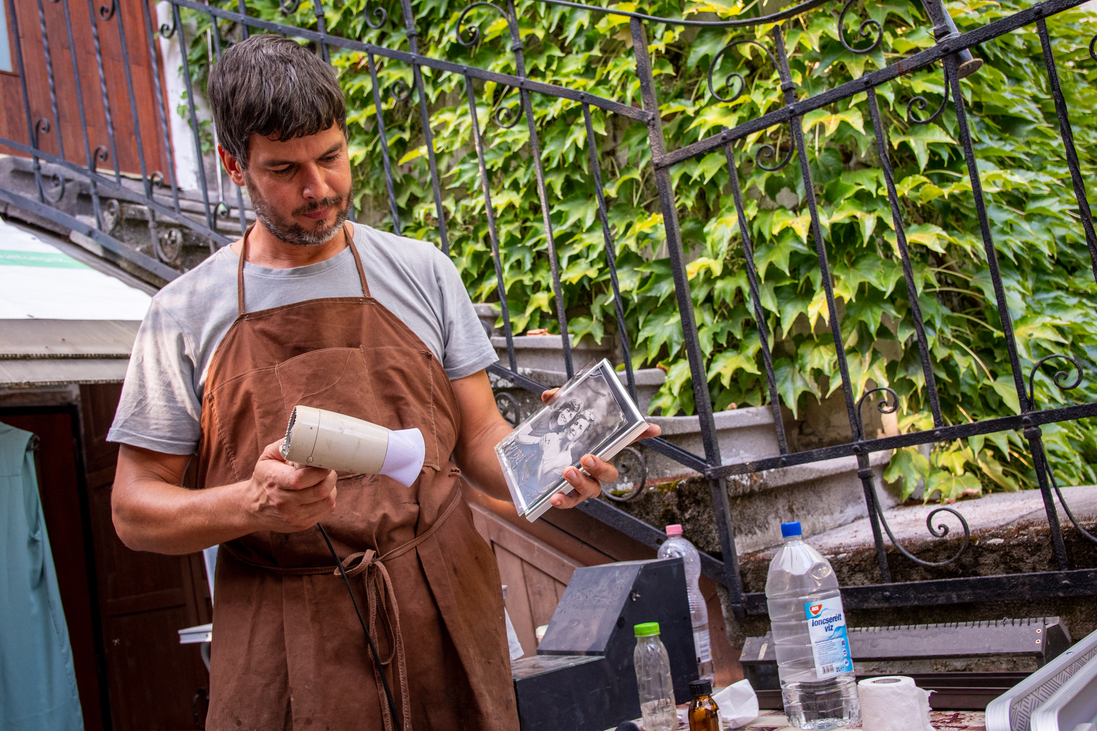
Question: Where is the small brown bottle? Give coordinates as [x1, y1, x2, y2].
[688, 679, 721, 731]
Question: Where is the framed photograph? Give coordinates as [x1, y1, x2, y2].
[495, 358, 649, 522]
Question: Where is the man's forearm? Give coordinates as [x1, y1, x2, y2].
[112, 442, 338, 555]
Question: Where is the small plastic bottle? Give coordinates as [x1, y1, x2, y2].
[657, 524, 715, 681]
[633, 622, 676, 731]
[687, 679, 721, 731]
[765, 521, 859, 730]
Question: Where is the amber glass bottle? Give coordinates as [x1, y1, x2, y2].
[688, 679, 721, 731]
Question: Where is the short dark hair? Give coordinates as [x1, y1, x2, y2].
[207, 34, 346, 168]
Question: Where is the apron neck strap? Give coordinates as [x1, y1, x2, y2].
[236, 222, 368, 317]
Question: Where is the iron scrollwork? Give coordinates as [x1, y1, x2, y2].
[150, 171, 166, 190]
[388, 79, 413, 103]
[837, 0, 883, 55]
[456, 1, 510, 48]
[1089, 34, 1096, 63]
[1026, 354, 1096, 544]
[601, 446, 647, 502]
[98, 0, 116, 21]
[157, 227, 183, 263]
[279, 0, 302, 14]
[755, 126, 795, 172]
[707, 39, 780, 104]
[906, 67, 952, 125]
[91, 145, 109, 175]
[495, 392, 522, 427]
[363, 0, 388, 29]
[855, 386, 972, 567]
[159, 16, 177, 39]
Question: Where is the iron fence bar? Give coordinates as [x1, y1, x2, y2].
[236, 0, 248, 39]
[464, 74, 518, 372]
[1025, 427, 1071, 570]
[740, 568, 1097, 614]
[1035, 17, 1097, 285]
[172, 2, 218, 239]
[773, 25, 860, 448]
[365, 51, 403, 234]
[577, 497, 726, 582]
[0, 186, 181, 281]
[945, 57, 1033, 411]
[168, 0, 651, 124]
[722, 143, 788, 455]
[657, 0, 1089, 169]
[0, 135, 233, 245]
[109, 0, 154, 201]
[504, 0, 574, 378]
[772, 23, 880, 578]
[711, 398, 1097, 478]
[312, 0, 330, 64]
[582, 103, 638, 404]
[7, 0, 48, 202]
[202, 9, 247, 236]
[85, 0, 121, 184]
[396, 0, 451, 254]
[140, 0, 181, 216]
[35, 0, 65, 162]
[59, 0, 105, 229]
[856, 452, 892, 582]
[865, 91, 945, 428]
[631, 16, 746, 618]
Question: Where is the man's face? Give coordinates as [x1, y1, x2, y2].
[567, 417, 591, 441]
[228, 124, 353, 247]
[555, 405, 577, 426]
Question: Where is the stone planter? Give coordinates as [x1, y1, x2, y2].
[645, 407, 781, 482]
[491, 334, 614, 373]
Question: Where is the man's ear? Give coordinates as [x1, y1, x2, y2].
[218, 145, 246, 187]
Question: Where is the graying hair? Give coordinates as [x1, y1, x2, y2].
[207, 34, 346, 168]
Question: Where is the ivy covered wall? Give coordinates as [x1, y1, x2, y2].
[187, 0, 1097, 501]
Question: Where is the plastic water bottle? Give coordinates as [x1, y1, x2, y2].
[657, 524, 715, 681]
[765, 521, 859, 729]
[633, 622, 676, 731]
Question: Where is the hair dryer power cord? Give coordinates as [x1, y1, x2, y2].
[317, 523, 403, 731]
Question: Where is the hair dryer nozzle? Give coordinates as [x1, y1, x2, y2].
[379, 428, 426, 488]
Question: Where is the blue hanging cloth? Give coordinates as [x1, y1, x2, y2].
[1, 422, 84, 731]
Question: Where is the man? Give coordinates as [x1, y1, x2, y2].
[108, 34, 657, 730]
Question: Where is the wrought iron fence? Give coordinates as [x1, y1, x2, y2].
[3, 0, 1097, 623]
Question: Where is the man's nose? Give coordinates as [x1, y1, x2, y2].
[300, 164, 333, 200]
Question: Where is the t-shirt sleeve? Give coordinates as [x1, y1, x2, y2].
[107, 301, 203, 455]
[436, 252, 498, 380]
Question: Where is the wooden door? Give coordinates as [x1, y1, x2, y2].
[80, 383, 212, 730]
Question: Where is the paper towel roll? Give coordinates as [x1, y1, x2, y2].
[858, 676, 934, 731]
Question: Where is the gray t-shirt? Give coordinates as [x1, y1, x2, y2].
[108, 223, 497, 455]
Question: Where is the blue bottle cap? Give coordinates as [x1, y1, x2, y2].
[781, 521, 802, 537]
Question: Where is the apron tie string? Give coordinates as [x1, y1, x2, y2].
[337, 549, 412, 731]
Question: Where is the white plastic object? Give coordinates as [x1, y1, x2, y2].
[657, 524, 715, 682]
[280, 405, 425, 488]
[765, 521, 860, 730]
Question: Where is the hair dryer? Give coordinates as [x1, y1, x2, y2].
[280, 405, 426, 488]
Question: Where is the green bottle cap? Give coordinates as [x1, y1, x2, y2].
[634, 622, 661, 637]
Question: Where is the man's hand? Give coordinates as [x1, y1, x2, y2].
[245, 440, 338, 533]
[539, 387, 662, 510]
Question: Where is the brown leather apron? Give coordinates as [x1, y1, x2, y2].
[196, 226, 518, 730]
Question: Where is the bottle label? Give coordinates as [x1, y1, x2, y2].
[804, 596, 852, 679]
[693, 629, 712, 664]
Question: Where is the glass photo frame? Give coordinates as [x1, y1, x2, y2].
[495, 358, 649, 522]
